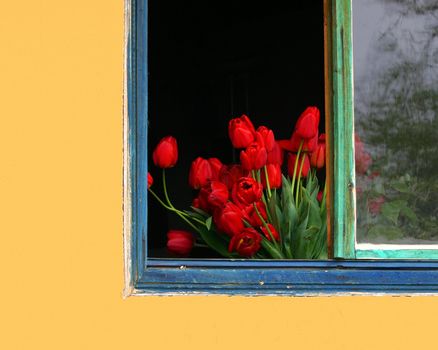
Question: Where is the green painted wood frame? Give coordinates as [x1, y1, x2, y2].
[328, 0, 438, 259]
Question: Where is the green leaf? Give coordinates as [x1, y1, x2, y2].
[281, 175, 293, 207]
[261, 239, 284, 259]
[375, 183, 385, 195]
[189, 206, 210, 218]
[312, 214, 328, 259]
[184, 210, 207, 221]
[197, 225, 233, 258]
[400, 206, 418, 223]
[303, 188, 322, 232]
[381, 202, 402, 225]
[268, 191, 281, 232]
[291, 203, 310, 259]
[368, 225, 404, 240]
[282, 200, 298, 255]
[391, 181, 410, 193]
[205, 216, 213, 230]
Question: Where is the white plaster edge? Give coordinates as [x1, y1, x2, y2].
[128, 290, 438, 297]
[122, 0, 134, 299]
[357, 243, 438, 250]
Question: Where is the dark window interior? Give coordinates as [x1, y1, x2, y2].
[148, 0, 325, 258]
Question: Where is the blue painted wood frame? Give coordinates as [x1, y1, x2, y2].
[123, 0, 438, 296]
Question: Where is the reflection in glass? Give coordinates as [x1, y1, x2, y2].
[353, 0, 438, 244]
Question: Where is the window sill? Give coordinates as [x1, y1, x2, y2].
[126, 259, 438, 296]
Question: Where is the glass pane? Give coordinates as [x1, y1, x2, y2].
[353, 0, 438, 244]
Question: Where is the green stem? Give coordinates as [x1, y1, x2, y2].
[149, 188, 206, 227]
[291, 140, 304, 199]
[194, 242, 209, 248]
[263, 165, 272, 198]
[162, 169, 173, 208]
[148, 188, 173, 210]
[254, 203, 281, 252]
[251, 169, 272, 222]
[161, 169, 201, 234]
[295, 154, 306, 205]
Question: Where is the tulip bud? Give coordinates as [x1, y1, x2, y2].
[317, 191, 323, 202]
[207, 181, 229, 209]
[261, 163, 282, 189]
[152, 136, 178, 168]
[256, 126, 275, 152]
[267, 141, 284, 165]
[240, 142, 267, 171]
[213, 202, 245, 236]
[310, 134, 326, 169]
[167, 230, 194, 256]
[294, 106, 320, 139]
[147, 172, 153, 189]
[189, 157, 213, 189]
[208, 158, 223, 180]
[228, 114, 256, 149]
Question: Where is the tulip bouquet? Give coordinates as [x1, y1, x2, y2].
[148, 107, 327, 259]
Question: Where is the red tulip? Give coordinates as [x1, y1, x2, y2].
[261, 163, 282, 189]
[208, 157, 223, 180]
[228, 114, 256, 148]
[213, 202, 245, 236]
[310, 134, 326, 169]
[192, 187, 210, 213]
[240, 142, 267, 171]
[267, 141, 284, 165]
[256, 126, 275, 152]
[228, 228, 262, 257]
[355, 134, 372, 175]
[167, 230, 194, 256]
[317, 191, 323, 202]
[294, 106, 320, 139]
[219, 164, 248, 190]
[147, 172, 153, 189]
[189, 157, 216, 189]
[278, 133, 318, 153]
[152, 136, 178, 168]
[287, 153, 310, 178]
[291, 131, 319, 152]
[207, 181, 229, 209]
[244, 201, 268, 227]
[369, 196, 385, 215]
[260, 223, 280, 242]
[231, 177, 263, 209]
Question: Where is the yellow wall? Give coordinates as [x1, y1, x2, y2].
[1, 1, 437, 349]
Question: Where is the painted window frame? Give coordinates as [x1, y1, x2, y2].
[123, 0, 438, 296]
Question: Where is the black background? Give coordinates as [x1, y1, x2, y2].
[147, 0, 325, 257]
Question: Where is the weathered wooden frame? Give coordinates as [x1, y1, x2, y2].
[123, 0, 438, 296]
